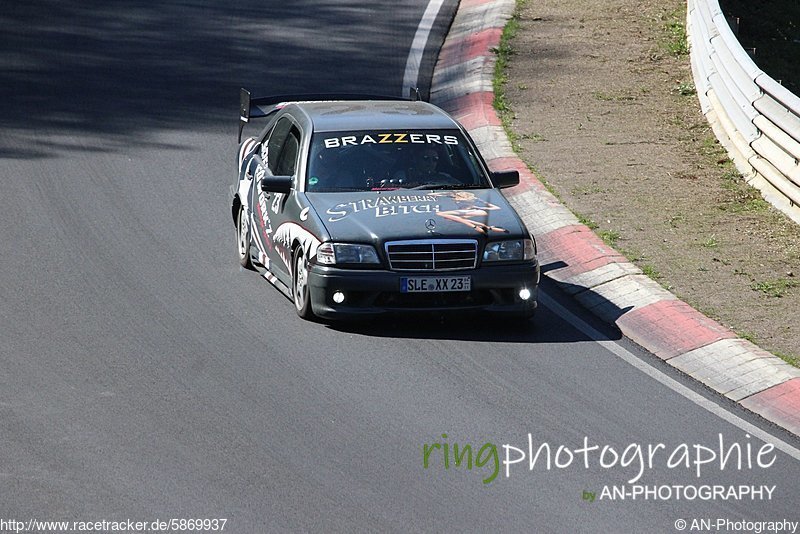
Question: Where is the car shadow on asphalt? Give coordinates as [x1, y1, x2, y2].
[325, 270, 627, 345]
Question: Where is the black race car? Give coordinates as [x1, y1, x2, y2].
[231, 89, 540, 321]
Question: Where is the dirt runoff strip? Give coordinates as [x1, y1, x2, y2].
[429, 0, 800, 436]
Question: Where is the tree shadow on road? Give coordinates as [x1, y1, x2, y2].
[0, 1, 418, 159]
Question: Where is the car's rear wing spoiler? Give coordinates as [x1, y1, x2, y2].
[238, 87, 423, 142]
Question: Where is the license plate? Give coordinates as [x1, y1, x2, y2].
[400, 276, 471, 293]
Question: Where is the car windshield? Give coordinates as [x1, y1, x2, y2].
[306, 130, 491, 192]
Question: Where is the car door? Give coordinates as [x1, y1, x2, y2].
[251, 114, 302, 285]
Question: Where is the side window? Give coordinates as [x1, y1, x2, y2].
[258, 122, 276, 161]
[267, 117, 294, 175]
[274, 128, 300, 176]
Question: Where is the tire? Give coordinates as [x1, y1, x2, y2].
[236, 203, 254, 270]
[293, 249, 314, 319]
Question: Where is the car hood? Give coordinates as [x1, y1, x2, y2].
[306, 189, 527, 243]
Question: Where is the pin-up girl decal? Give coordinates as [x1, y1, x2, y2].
[432, 191, 509, 234]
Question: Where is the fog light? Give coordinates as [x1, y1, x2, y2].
[332, 291, 345, 304]
[519, 288, 532, 301]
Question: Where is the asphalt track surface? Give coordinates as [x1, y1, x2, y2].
[1, 2, 799, 531]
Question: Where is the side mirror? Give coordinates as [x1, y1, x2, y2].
[260, 175, 293, 194]
[491, 169, 520, 189]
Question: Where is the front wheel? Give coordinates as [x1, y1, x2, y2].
[293, 249, 314, 319]
[236, 204, 254, 270]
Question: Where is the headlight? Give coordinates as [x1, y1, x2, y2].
[316, 243, 380, 265]
[483, 239, 536, 262]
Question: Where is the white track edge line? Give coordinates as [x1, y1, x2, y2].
[403, 0, 447, 98]
[541, 292, 800, 461]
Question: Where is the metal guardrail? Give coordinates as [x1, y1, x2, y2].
[688, 0, 800, 224]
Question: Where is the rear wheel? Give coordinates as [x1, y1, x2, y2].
[236, 203, 254, 270]
[293, 249, 314, 319]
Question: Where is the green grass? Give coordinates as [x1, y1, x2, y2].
[665, 21, 688, 56]
[593, 91, 636, 102]
[751, 278, 799, 298]
[722, 196, 770, 213]
[658, 8, 689, 57]
[704, 158, 771, 213]
[775, 351, 800, 367]
[576, 214, 599, 230]
[504, 129, 522, 153]
[571, 185, 605, 196]
[492, 0, 527, 126]
[642, 264, 661, 279]
[699, 136, 725, 159]
[737, 330, 759, 344]
[673, 81, 696, 96]
[521, 132, 546, 142]
[667, 213, 685, 228]
[717, 169, 772, 213]
[599, 230, 621, 247]
[720, 169, 741, 190]
[701, 235, 718, 249]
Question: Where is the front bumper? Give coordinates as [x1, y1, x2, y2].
[306, 260, 540, 320]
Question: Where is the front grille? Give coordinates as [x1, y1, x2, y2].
[385, 239, 478, 271]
